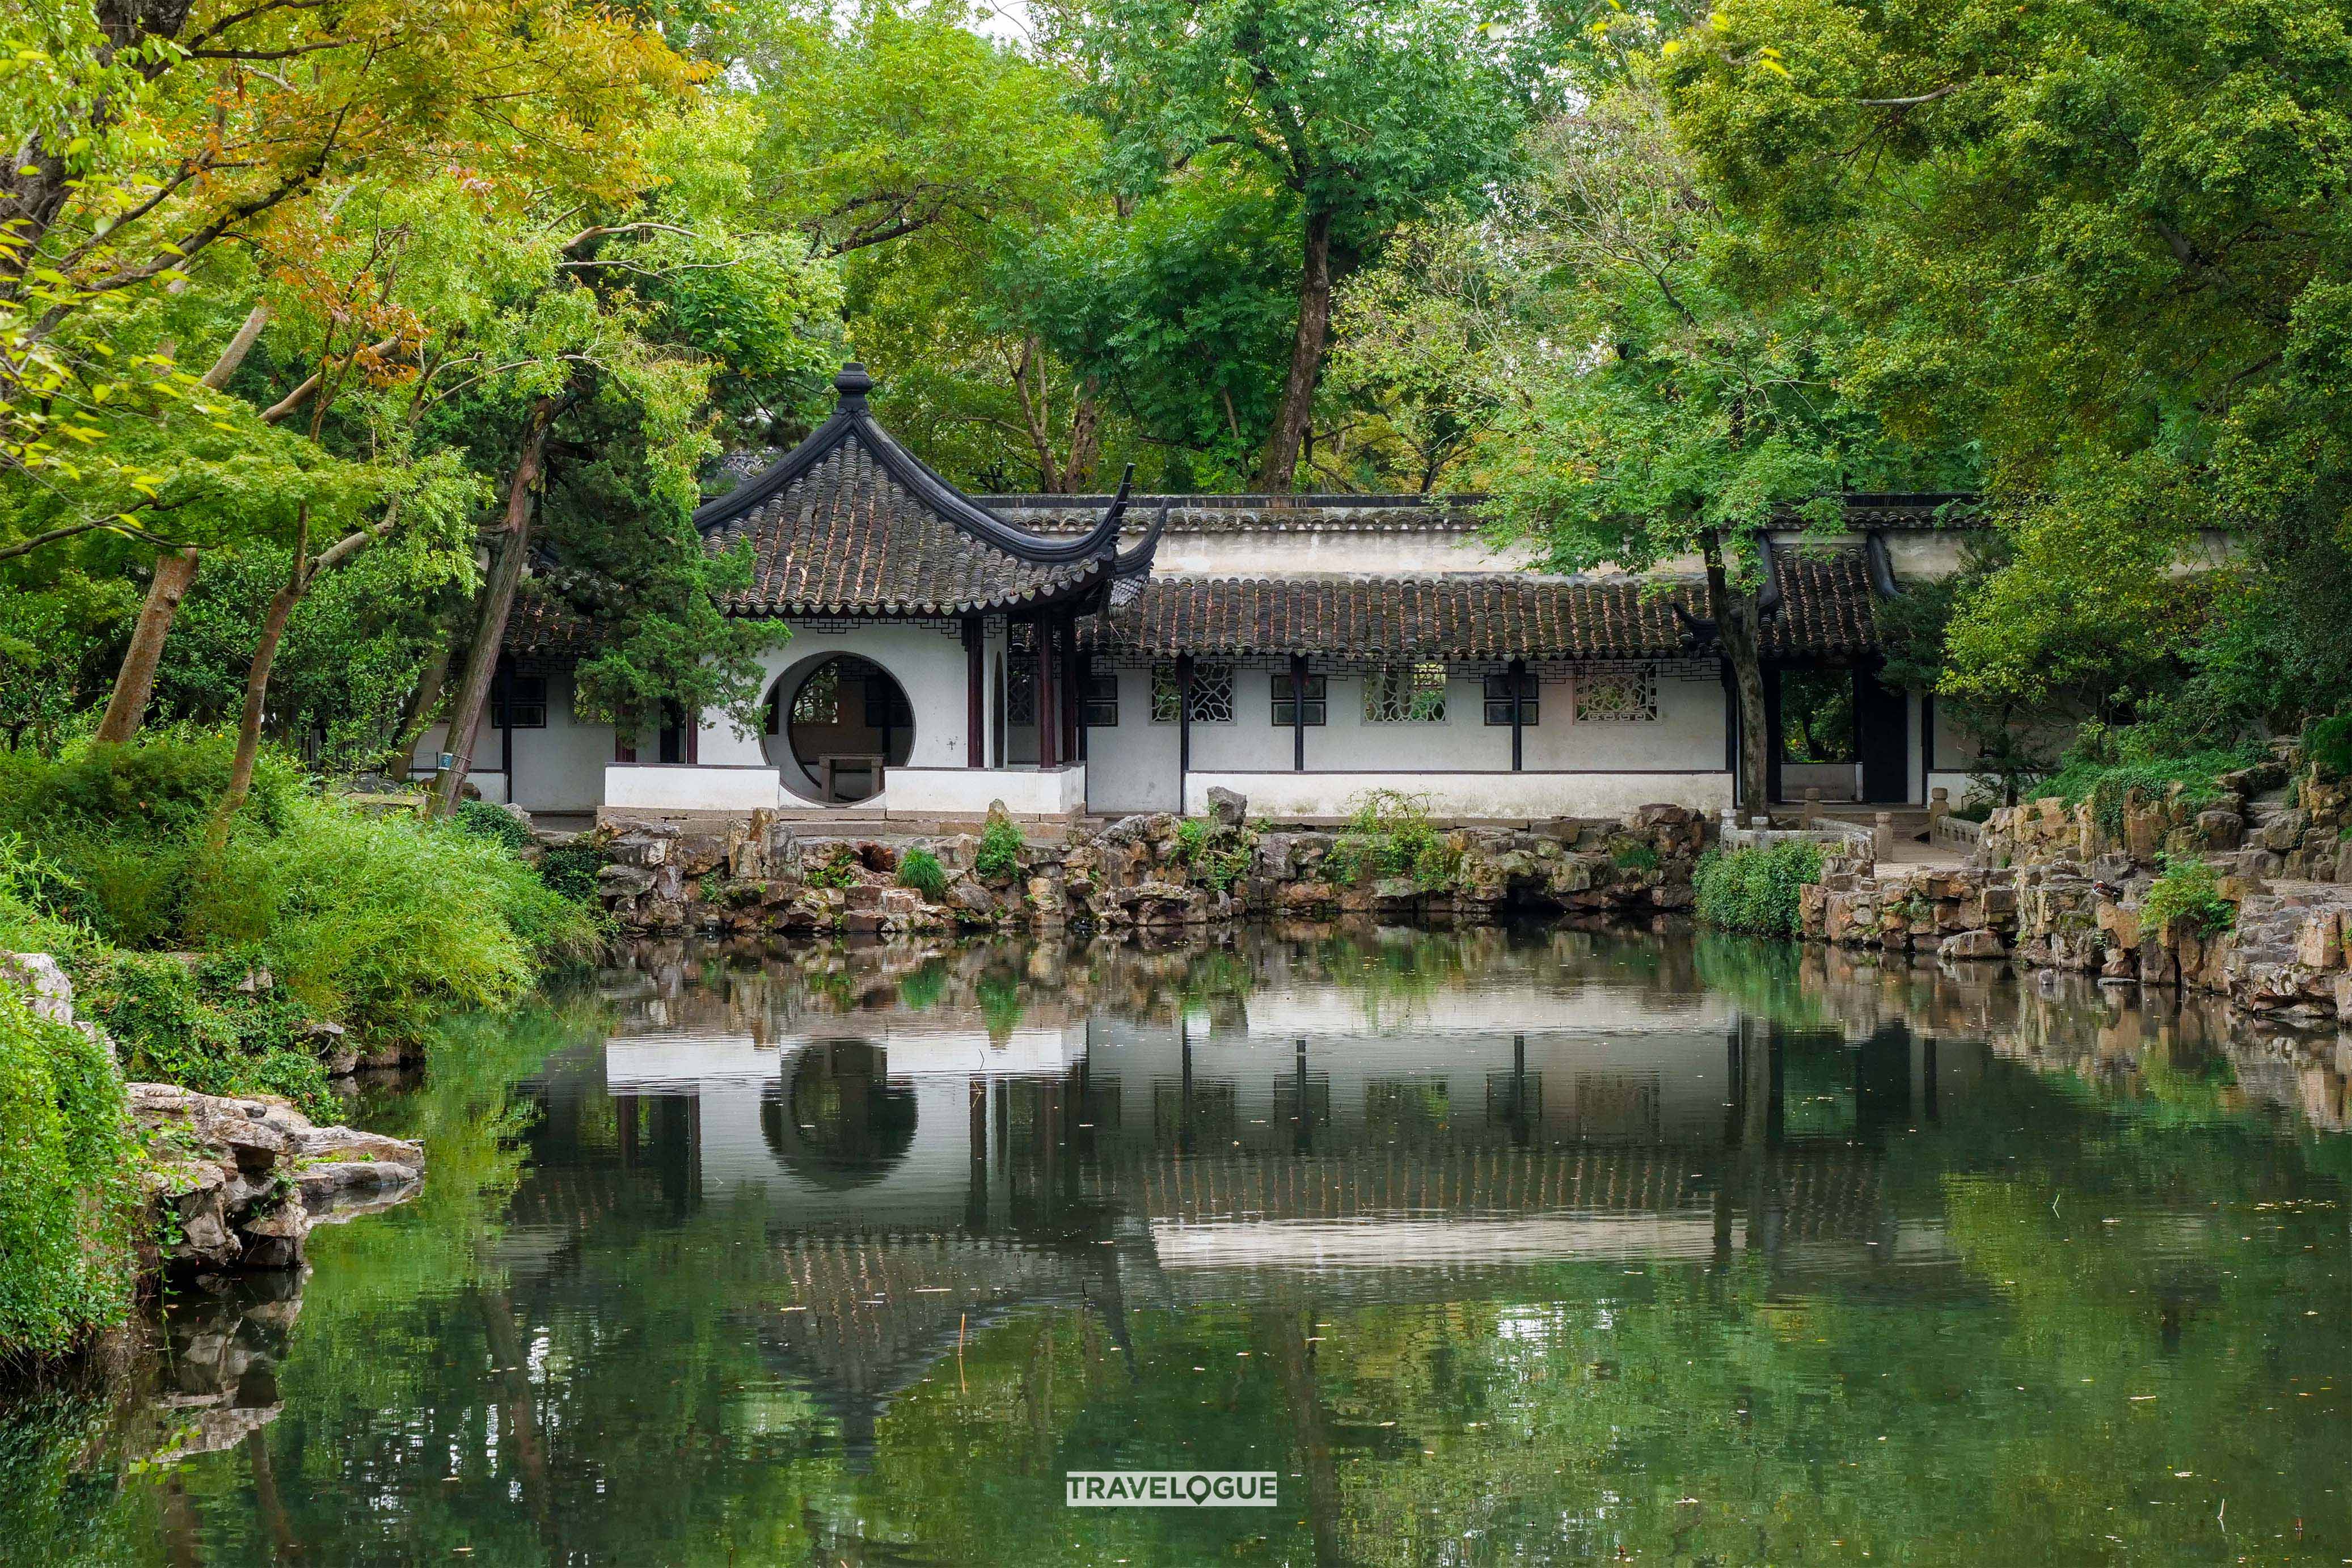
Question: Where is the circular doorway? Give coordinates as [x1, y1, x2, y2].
[763, 654, 915, 802]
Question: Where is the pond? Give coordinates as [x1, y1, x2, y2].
[9, 925, 2352, 1565]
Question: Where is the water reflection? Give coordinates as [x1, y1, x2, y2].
[11, 925, 2352, 1566]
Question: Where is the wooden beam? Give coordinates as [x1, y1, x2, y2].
[964, 616, 985, 768]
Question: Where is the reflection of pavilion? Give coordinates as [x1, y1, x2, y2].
[544, 964, 1992, 1449]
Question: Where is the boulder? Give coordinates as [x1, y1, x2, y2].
[1206, 786, 1248, 827]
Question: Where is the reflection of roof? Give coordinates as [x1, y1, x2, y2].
[1080, 551, 1881, 662]
[692, 365, 1160, 618]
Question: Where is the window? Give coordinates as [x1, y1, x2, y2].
[1481, 670, 1537, 727]
[1082, 667, 1119, 727]
[863, 678, 914, 729]
[494, 674, 547, 729]
[1149, 661, 1233, 723]
[1006, 655, 1036, 726]
[1270, 672, 1327, 727]
[793, 664, 840, 725]
[1363, 662, 1448, 723]
[1573, 666, 1657, 723]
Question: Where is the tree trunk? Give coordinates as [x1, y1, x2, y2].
[431, 398, 556, 817]
[1063, 376, 1104, 494]
[1257, 207, 1335, 492]
[221, 543, 309, 815]
[1707, 539, 1770, 817]
[94, 547, 199, 743]
[390, 636, 454, 773]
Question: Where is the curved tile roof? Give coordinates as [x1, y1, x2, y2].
[693, 365, 1157, 618]
[1082, 549, 1881, 662]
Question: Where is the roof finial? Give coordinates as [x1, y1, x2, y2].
[835, 362, 873, 406]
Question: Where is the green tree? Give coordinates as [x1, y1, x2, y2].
[1665, 0, 2352, 735]
[1045, 0, 1534, 489]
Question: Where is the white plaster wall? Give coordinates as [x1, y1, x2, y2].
[605, 764, 783, 813]
[1519, 669, 1726, 771]
[1184, 770, 1732, 821]
[509, 669, 614, 813]
[1311, 670, 1510, 770]
[879, 765, 1086, 817]
[697, 624, 973, 798]
[1083, 663, 1181, 813]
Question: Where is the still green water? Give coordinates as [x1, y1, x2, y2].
[9, 926, 2352, 1566]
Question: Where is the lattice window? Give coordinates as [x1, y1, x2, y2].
[1363, 662, 1449, 723]
[1481, 670, 1536, 728]
[1188, 663, 1234, 723]
[793, 664, 840, 725]
[1082, 667, 1119, 728]
[1270, 673, 1327, 727]
[1006, 654, 1036, 726]
[1574, 665, 1658, 723]
[1151, 661, 1232, 722]
[1150, 663, 1181, 724]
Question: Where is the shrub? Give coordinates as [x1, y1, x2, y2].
[805, 851, 860, 890]
[537, 840, 606, 902]
[1173, 816, 1253, 891]
[73, 950, 338, 1120]
[452, 799, 535, 855]
[0, 992, 140, 1360]
[897, 848, 948, 901]
[2037, 726, 2256, 838]
[1693, 840, 1825, 936]
[2142, 854, 2235, 940]
[2306, 713, 2352, 781]
[184, 795, 599, 1046]
[0, 736, 297, 946]
[1327, 790, 1457, 889]
[975, 818, 1024, 882]
[1609, 838, 1663, 874]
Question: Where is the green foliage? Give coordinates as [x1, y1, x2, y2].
[186, 796, 599, 1046]
[1609, 838, 1663, 874]
[974, 819, 1024, 883]
[0, 992, 140, 1360]
[2142, 855, 2235, 941]
[1325, 791, 1459, 889]
[453, 800, 537, 856]
[1173, 816, 1253, 893]
[0, 737, 296, 946]
[896, 848, 948, 901]
[804, 851, 860, 891]
[537, 840, 607, 903]
[1693, 840, 1823, 937]
[2036, 727, 2254, 839]
[2304, 714, 2352, 781]
[73, 950, 336, 1120]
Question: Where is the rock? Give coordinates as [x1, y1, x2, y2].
[1206, 786, 1248, 827]
[0, 952, 78, 1026]
[1939, 928, 2008, 962]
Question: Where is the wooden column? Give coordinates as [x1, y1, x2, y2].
[1509, 657, 1527, 772]
[1062, 621, 1082, 764]
[1074, 647, 1092, 763]
[963, 616, 985, 768]
[1176, 653, 1195, 783]
[1290, 654, 1308, 772]
[1036, 616, 1059, 770]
